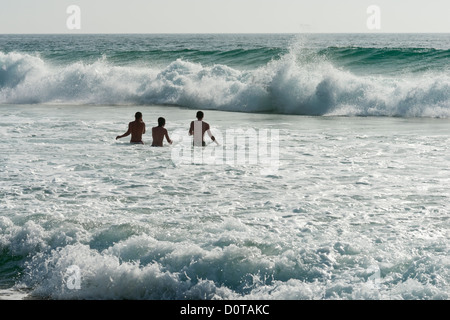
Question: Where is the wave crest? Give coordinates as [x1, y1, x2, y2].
[1, 49, 449, 117]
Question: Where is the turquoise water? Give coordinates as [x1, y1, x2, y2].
[1, 33, 449, 116]
[0, 34, 449, 300]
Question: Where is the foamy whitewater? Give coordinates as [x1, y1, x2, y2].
[0, 34, 449, 300]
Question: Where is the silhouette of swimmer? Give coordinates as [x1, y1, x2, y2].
[188, 111, 216, 146]
[151, 117, 173, 147]
[116, 112, 146, 144]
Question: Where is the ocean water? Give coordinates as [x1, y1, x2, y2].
[0, 34, 449, 300]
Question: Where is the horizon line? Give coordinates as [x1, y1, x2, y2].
[1, 31, 450, 35]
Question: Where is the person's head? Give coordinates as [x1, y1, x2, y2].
[158, 117, 165, 127]
[196, 111, 204, 120]
[135, 112, 143, 120]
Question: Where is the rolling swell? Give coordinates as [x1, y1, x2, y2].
[0, 43, 449, 117]
[318, 47, 450, 74]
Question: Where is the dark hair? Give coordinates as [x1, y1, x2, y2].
[158, 117, 165, 127]
[196, 111, 204, 120]
[135, 112, 142, 120]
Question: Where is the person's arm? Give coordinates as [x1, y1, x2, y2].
[142, 122, 146, 134]
[188, 121, 194, 136]
[165, 128, 173, 145]
[204, 122, 217, 143]
[116, 123, 131, 140]
[206, 127, 215, 142]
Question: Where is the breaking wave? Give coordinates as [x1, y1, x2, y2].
[1, 45, 449, 117]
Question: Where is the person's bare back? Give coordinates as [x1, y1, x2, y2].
[116, 112, 146, 144]
[151, 117, 172, 147]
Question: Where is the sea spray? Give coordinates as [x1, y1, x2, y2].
[1, 34, 449, 300]
[1, 34, 449, 117]
[1, 103, 449, 300]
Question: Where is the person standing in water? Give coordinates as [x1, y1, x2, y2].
[116, 112, 146, 144]
[151, 117, 173, 147]
[188, 111, 216, 146]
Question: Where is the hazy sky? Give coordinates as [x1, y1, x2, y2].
[1, 0, 449, 34]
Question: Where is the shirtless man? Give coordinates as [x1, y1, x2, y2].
[151, 117, 173, 147]
[116, 112, 146, 144]
[188, 111, 216, 146]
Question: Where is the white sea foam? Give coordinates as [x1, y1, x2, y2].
[1, 49, 449, 117]
[0, 105, 449, 300]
